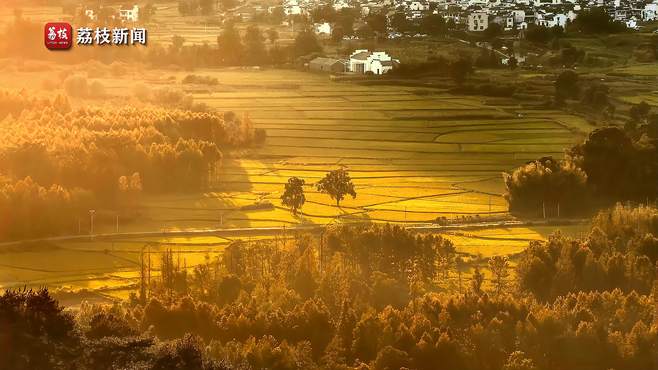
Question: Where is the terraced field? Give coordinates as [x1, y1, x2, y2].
[154, 69, 591, 229]
[0, 66, 596, 302]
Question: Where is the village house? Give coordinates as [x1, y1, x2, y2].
[284, 0, 302, 15]
[468, 12, 489, 31]
[536, 12, 568, 28]
[408, 1, 430, 11]
[333, 0, 350, 11]
[119, 5, 139, 22]
[348, 50, 399, 75]
[314, 22, 332, 36]
[642, 2, 658, 21]
[309, 57, 345, 73]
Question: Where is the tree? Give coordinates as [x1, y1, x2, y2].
[217, 22, 243, 65]
[266, 28, 279, 44]
[294, 27, 322, 57]
[331, 26, 345, 43]
[374, 346, 411, 370]
[366, 12, 388, 37]
[316, 169, 356, 207]
[572, 7, 626, 34]
[554, 70, 579, 103]
[503, 156, 588, 217]
[483, 22, 503, 39]
[449, 57, 474, 85]
[420, 13, 446, 36]
[471, 267, 484, 295]
[337, 9, 356, 36]
[629, 101, 651, 124]
[244, 25, 267, 65]
[488, 256, 509, 296]
[310, 4, 336, 23]
[503, 351, 538, 370]
[390, 12, 412, 34]
[525, 25, 553, 45]
[281, 177, 306, 215]
[581, 82, 610, 109]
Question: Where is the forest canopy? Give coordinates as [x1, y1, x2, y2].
[3, 206, 658, 370]
[0, 90, 262, 239]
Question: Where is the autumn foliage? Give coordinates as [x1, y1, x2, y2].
[0, 90, 260, 239]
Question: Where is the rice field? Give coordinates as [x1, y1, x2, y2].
[0, 4, 610, 303]
[162, 68, 590, 228]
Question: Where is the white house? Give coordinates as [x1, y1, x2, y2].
[642, 3, 658, 21]
[503, 15, 514, 30]
[408, 1, 429, 11]
[511, 10, 525, 23]
[119, 5, 139, 22]
[284, 0, 302, 15]
[348, 49, 398, 75]
[334, 0, 350, 10]
[314, 22, 332, 35]
[536, 12, 568, 28]
[468, 12, 488, 31]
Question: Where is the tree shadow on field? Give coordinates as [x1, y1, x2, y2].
[337, 208, 373, 225]
[215, 158, 254, 193]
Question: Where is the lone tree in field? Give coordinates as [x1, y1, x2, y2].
[316, 169, 356, 207]
[281, 177, 306, 215]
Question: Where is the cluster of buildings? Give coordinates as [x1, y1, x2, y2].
[282, 0, 658, 34]
[83, 4, 140, 23]
[309, 49, 400, 75]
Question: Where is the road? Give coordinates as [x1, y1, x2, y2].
[0, 219, 589, 247]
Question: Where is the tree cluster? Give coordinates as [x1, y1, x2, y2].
[505, 123, 656, 216]
[518, 204, 658, 301]
[6, 210, 658, 369]
[0, 90, 263, 239]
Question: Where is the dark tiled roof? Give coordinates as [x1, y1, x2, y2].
[351, 51, 372, 60]
[310, 57, 342, 66]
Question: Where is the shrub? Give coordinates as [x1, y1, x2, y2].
[182, 74, 219, 85]
[63, 75, 89, 98]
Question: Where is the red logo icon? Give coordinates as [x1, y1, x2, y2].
[44, 22, 72, 50]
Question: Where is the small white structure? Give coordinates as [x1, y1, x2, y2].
[284, 0, 302, 15]
[626, 17, 638, 30]
[511, 10, 525, 23]
[409, 1, 429, 11]
[84, 9, 98, 21]
[503, 15, 514, 30]
[468, 12, 488, 31]
[536, 12, 568, 28]
[119, 5, 139, 22]
[334, 0, 350, 10]
[314, 22, 332, 35]
[348, 49, 398, 75]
